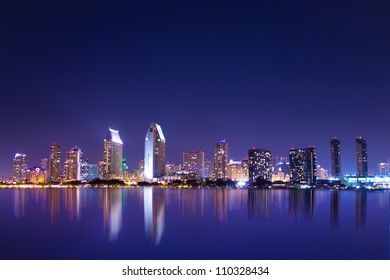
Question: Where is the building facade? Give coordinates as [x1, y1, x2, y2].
[103, 128, 123, 180]
[330, 137, 342, 177]
[65, 147, 82, 181]
[12, 153, 28, 183]
[213, 140, 228, 180]
[49, 143, 61, 182]
[248, 148, 272, 183]
[183, 151, 205, 179]
[144, 122, 166, 180]
[289, 147, 317, 185]
[356, 137, 368, 177]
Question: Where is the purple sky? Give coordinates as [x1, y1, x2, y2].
[1, 0, 390, 176]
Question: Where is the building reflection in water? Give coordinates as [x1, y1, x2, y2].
[102, 188, 123, 242]
[214, 189, 228, 227]
[248, 189, 288, 220]
[355, 191, 367, 231]
[180, 189, 205, 217]
[330, 191, 340, 229]
[13, 189, 26, 218]
[49, 188, 61, 224]
[288, 189, 315, 221]
[64, 188, 81, 221]
[143, 187, 165, 246]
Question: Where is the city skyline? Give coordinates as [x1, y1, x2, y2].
[1, 1, 390, 177]
[5, 128, 389, 181]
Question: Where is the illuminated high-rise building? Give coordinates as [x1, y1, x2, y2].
[213, 140, 228, 180]
[289, 147, 317, 185]
[330, 137, 342, 177]
[144, 122, 166, 180]
[103, 128, 123, 180]
[356, 137, 368, 177]
[241, 158, 249, 182]
[87, 163, 98, 180]
[227, 160, 244, 181]
[204, 159, 211, 178]
[12, 153, 28, 183]
[248, 148, 272, 183]
[80, 157, 89, 182]
[377, 163, 390, 177]
[40, 158, 49, 171]
[183, 151, 205, 179]
[65, 147, 82, 181]
[49, 143, 61, 183]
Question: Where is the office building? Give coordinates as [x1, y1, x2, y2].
[65, 147, 82, 181]
[241, 158, 249, 182]
[144, 122, 166, 180]
[213, 140, 228, 180]
[103, 128, 123, 179]
[183, 151, 205, 179]
[289, 147, 317, 185]
[356, 137, 368, 177]
[49, 143, 61, 182]
[12, 153, 28, 183]
[248, 148, 272, 183]
[330, 137, 342, 177]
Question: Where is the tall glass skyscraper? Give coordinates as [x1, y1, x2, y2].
[49, 143, 61, 183]
[103, 128, 123, 180]
[356, 137, 368, 177]
[248, 148, 272, 183]
[65, 146, 82, 181]
[144, 122, 166, 180]
[289, 147, 317, 185]
[183, 151, 205, 179]
[330, 137, 342, 177]
[12, 153, 28, 183]
[213, 140, 228, 180]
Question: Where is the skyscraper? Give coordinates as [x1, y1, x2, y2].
[65, 147, 82, 181]
[213, 140, 228, 180]
[248, 148, 272, 183]
[144, 122, 166, 180]
[330, 137, 342, 177]
[49, 143, 61, 183]
[356, 137, 368, 177]
[289, 147, 317, 185]
[183, 151, 205, 179]
[103, 128, 123, 180]
[12, 153, 28, 183]
[204, 159, 211, 179]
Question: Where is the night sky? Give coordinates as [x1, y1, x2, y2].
[1, 0, 389, 176]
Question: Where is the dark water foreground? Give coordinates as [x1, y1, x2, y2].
[0, 187, 388, 260]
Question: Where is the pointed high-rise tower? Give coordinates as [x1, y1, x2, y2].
[103, 128, 123, 179]
[144, 122, 166, 180]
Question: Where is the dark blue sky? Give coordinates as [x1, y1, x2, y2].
[1, 0, 389, 176]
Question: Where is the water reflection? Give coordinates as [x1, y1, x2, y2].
[8, 188, 386, 246]
[49, 188, 60, 224]
[13, 189, 26, 218]
[143, 187, 165, 246]
[355, 191, 367, 231]
[288, 189, 315, 221]
[330, 191, 340, 229]
[102, 188, 123, 241]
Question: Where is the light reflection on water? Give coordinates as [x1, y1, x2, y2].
[3, 188, 389, 259]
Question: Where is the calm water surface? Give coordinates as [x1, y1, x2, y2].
[0, 188, 388, 259]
